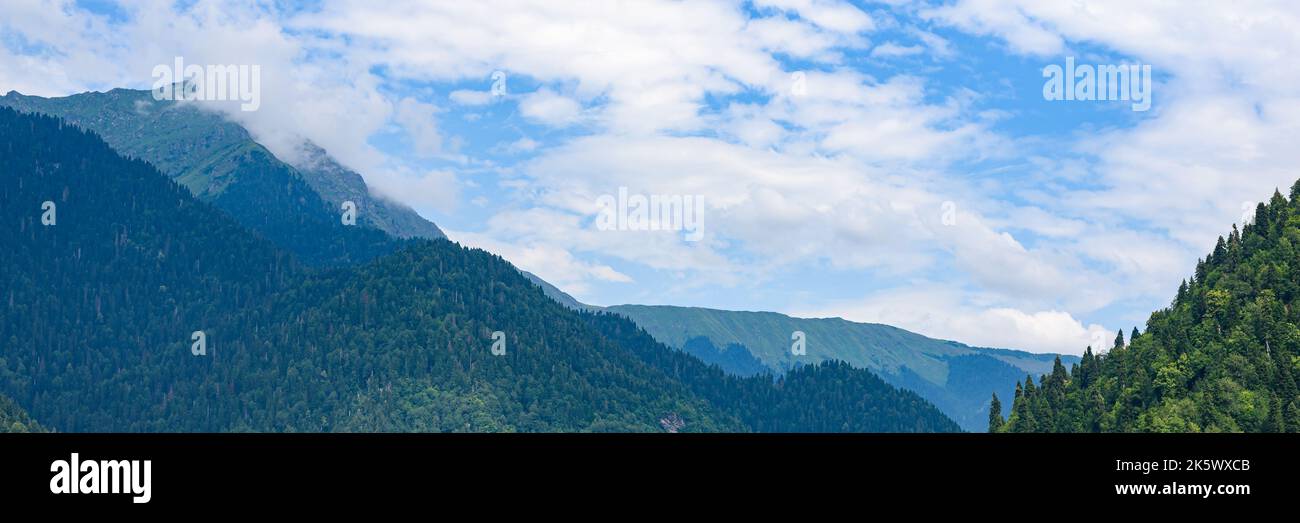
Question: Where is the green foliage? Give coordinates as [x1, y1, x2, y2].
[1001, 188, 1300, 432]
[987, 392, 1004, 433]
[0, 393, 43, 432]
[0, 107, 960, 433]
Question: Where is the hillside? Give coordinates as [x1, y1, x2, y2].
[0, 88, 436, 265]
[997, 187, 1300, 432]
[608, 304, 1074, 432]
[0, 88, 996, 431]
[0, 106, 959, 433]
[290, 141, 446, 240]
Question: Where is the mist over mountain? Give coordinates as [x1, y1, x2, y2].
[0, 89, 438, 265]
[0, 106, 959, 432]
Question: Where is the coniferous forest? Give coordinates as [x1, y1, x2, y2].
[0, 393, 40, 432]
[0, 107, 960, 433]
[991, 187, 1300, 432]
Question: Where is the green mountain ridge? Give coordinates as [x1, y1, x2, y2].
[0, 89, 443, 252]
[0, 106, 960, 433]
[289, 140, 446, 240]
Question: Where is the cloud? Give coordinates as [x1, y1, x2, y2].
[913, 28, 954, 58]
[792, 285, 1111, 355]
[753, 0, 875, 35]
[393, 97, 443, 156]
[503, 137, 539, 154]
[922, 0, 1300, 291]
[366, 168, 460, 212]
[870, 42, 924, 58]
[449, 89, 494, 106]
[519, 88, 583, 127]
[503, 126, 1118, 319]
[448, 229, 632, 298]
[923, 0, 1065, 56]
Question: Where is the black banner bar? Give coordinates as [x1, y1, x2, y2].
[0, 433, 1289, 512]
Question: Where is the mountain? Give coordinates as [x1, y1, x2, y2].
[680, 336, 771, 378]
[289, 140, 445, 240]
[0, 106, 959, 433]
[607, 305, 1075, 432]
[521, 270, 596, 311]
[0, 88, 439, 265]
[997, 187, 1300, 433]
[0, 89, 981, 429]
[0, 90, 622, 311]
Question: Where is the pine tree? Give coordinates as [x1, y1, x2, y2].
[1050, 356, 1068, 385]
[1079, 346, 1095, 389]
[987, 393, 1004, 433]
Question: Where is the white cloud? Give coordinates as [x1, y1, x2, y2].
[393, 97, 443, 156]
[505, 127, 1115, 316]
[920, 0, 1300, 294]
[923, 0, 1065, 56]
[504, 137, 539, 154]
[448, 229, 632, 298]
[519, 88, 583, 127]
[449, 89, 494, 106]
[367, 168, 460, 212]
[792, 285, 1111, 355]
[753, 0, 875, 35]
[870, 42, 924, 58]
[913, 28, 954, 58]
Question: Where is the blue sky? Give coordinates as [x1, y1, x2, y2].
[5, 0, 1299, 354]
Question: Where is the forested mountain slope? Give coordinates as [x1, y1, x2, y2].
[0, 88, 427, 265]
[0, 107, 959, 433]
[0, 88, 996, 432]
[996, 188, 1300, 432]
[610, 304, 1073, 432]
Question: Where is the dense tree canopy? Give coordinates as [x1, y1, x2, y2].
[0, 393, 41, 432]
[998, 186, 1300, 432]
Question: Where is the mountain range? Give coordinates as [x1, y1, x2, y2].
[523, 266, 1071, 431]
[0, 87, 1078, 433]
[607, 305, 1074, 432]
[0, 105, 961, 432]
[1, 88, 444, 242]
[0, 88, 432, 267]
